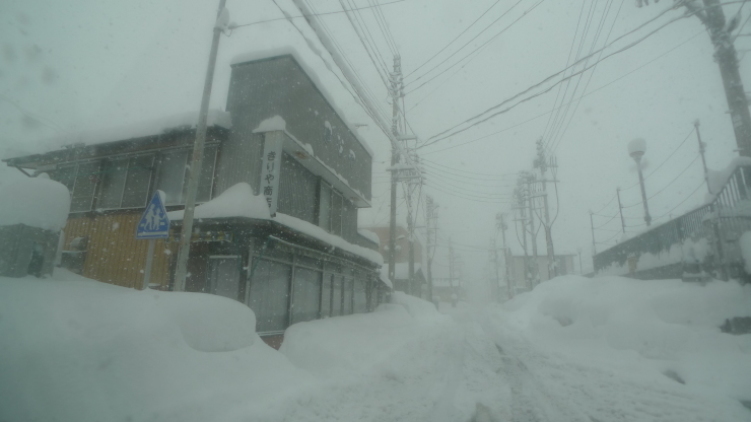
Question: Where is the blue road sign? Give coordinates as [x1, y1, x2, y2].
[136, 190, 170, 239]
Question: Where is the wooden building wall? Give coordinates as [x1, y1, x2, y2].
[63, 213, 174, 289]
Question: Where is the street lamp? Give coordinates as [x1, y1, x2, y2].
[628, 138, 651, 227]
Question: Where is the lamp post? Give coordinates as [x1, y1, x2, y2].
[628, 138, 651, 227]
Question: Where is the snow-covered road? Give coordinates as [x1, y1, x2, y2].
[1, 274, 749, 422]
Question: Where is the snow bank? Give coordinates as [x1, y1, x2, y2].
[391, 291, 439, 320]
[501, 275, 751, 402]
[0, 271, 309, 422]
[167, 182, 269, 220]
[0, 174, 70, 230]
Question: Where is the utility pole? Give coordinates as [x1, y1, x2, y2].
[448, 238, 457, 307]
[696, 119, 728, 280]
[173, 0, 228, 291]
[525, 175, 539, 286]
[616, 187, 626, 234]
[425, 195, 438, 303]
[388, 55, 402, 289]
[535, 139, 557, 279]
[641, 0, 751, 156]
[497, 212, 511, 300]
[695, 120, 711, 192]
[589, 211, 596, 255]
[513, 186, 530, 287]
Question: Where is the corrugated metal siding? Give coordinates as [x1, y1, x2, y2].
[63, 213, 174, 289]
[228, 56, 372, 201]
[214, 130, 264, 196]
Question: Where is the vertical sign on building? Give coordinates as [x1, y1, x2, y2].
[261, 134, 283, 216]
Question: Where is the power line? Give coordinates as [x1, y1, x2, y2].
[404, 0, 504, 78]
[230, 0, 406, 29]
[418, 30, 703, 155]
[405, 0, 543, 95]
[421, 5, 690, 146]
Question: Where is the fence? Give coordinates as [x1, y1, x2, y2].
[593, 163, 751, 275]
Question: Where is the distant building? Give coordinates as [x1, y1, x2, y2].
[366, 225, 427, 297]
[4, 52, 390, 347]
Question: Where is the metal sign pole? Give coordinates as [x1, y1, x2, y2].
[142, 239, 156, 290]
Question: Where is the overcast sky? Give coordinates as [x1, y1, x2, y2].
[2, 0, 750, 295]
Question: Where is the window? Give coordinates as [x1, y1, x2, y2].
[290, 267, 322, 325]
[156, 149, 189, 206]
[249, 259, 291, 333]
[98, 158, 128, 209]
[98, 155, 156, 209]
[342, 198, 357, 242]
[122, 155, 155, 208]
[70, 162, 100, 212]
[207, 256, 241, 301]
[331, 190, 343, 236]
[196, 146, 217, 203]
[319, 181, 331, 231]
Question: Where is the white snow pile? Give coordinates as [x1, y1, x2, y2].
[0, 271, 508, 422]
[0, 271, 310, 422]
[279, 296, 509, 421]
[357, 228, 379, 245]
[252, 115, 286, 133]
[0, 174, 70, 230]
[167, 182, 270, 220]
[500, 275, 751, 410]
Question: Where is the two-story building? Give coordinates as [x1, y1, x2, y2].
[4, 52, 388, 346]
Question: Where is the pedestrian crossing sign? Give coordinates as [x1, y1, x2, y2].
[136, 190, 170, 239]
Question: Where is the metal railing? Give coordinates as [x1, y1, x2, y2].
[594, 164, 751, 274]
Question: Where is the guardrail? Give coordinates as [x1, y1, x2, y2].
[593, 163, 751, 275]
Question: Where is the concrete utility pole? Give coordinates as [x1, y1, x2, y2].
[696, 119, 728, 280]
[425, 195, 438, 303]
[616, 187, 626, 234]
[642, 0, 751, 155]
[173, 0, 228, 291]
[497, 212, 512, 300]
[388, 55, 402, 288]
[535, 139, 557, 279]
[513, 186, 530, 287]
[589, 211, 597, 255]
[525, 175, 539, 286]
[448, 238, 456, 307]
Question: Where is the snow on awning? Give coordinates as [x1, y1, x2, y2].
[167, 183, 382, 265]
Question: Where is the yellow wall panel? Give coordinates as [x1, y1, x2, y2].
[63, 213, 175, 290]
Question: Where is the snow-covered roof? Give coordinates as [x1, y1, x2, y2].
[167, 183, 269, 221]
[231, 48, 374, 158]
[30, 109, 231, 150]
[357, 228, 379, 245]
[0, 174, 70, 231]
[168, 183, 381, 265]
